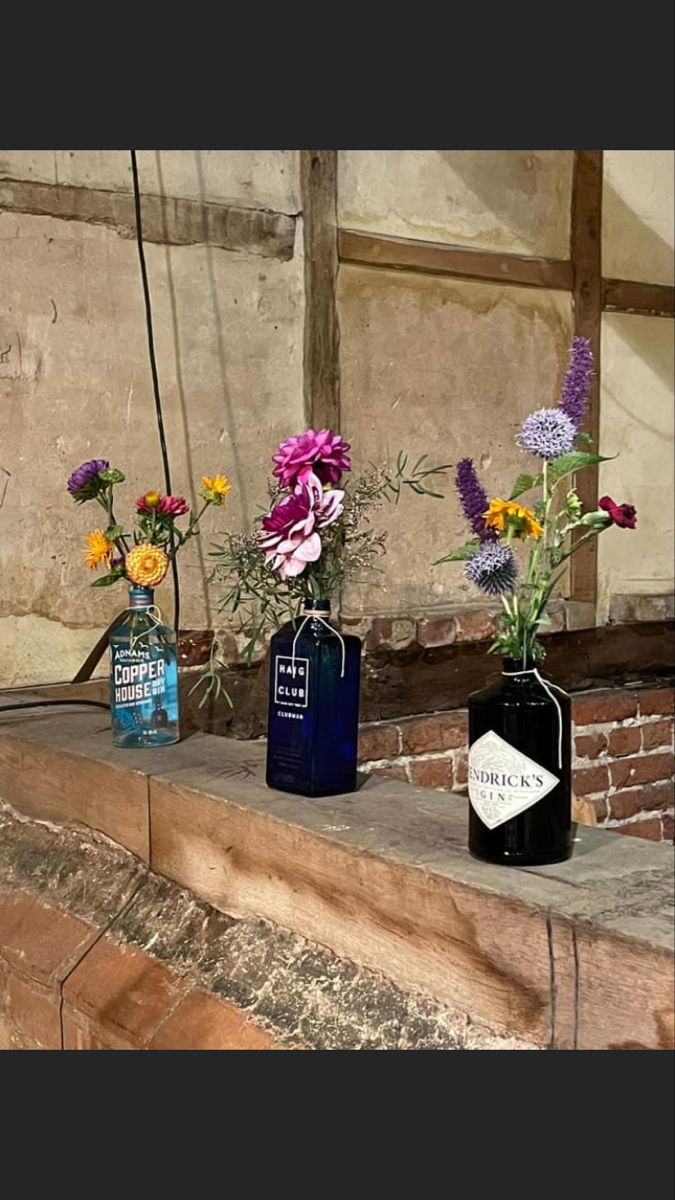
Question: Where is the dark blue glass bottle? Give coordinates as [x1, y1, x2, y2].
[266, 599, 361, 797]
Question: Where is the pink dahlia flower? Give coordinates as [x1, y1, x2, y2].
[272, 428, 351, 489]
[259, 471, 344, 580]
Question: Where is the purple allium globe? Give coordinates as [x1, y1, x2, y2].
[518, 408, 576, 460]
[465, 542, 518, 596]
[67, 458, 110, 501]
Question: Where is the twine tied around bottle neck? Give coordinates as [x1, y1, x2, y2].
[501, 666, 568, 769]
[129, 604, 164, 651]
[291, 607, 346, 678]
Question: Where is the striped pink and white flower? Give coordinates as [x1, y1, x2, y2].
[259, 471, 344, 580]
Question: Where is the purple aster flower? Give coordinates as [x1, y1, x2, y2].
[518, 408, 576, 460]
[454, 458, 497, 542]
[559, 337, 593, 430]
[67, 458, 109, 501]
[465, 542, 518, 596]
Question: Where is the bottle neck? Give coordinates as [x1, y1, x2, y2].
[301, 598, 331, 619]
[502, 656, 536, 678]
[128, 586, 155, 610]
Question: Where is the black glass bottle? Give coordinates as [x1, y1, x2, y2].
[468, 658, 572, 866]
[266, 599, 361, 797]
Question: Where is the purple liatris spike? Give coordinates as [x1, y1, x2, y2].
[454, 458, 496, 541]
[559, 336, 593, 430]
[465, 542, 518, 596]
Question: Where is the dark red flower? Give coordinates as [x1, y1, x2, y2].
[598, 495, 637, 529]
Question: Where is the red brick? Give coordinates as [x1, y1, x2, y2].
[610, 752, 674, 791]
[454, 608, 498, 644]
[572, 691, 637, 725]
[607, 726, 642, 758]
[416, 616, 457, 649]
[400, 711, 467, 755]
[409, 757, 454, 790]
[148, 991, 286, 1051]
[575, 731, 608, 759]
[573, 765, 610, 796]
[642, 719, 674, 751]
[366, 618, 416, 651]
[5, 971, 61, 1049]
[590, 795, 609, 822]
[454, 751, 468, 786]
[358, 723, 399, 762]
[366, 765, 408, 782]
[0, 887, 96, 986]
[638, 687, 675, 717]
[63, 935, 186, 1049]
[62, 1007, 138, 1051]
[616, 817, 663, 842]
[609, 783, 674, 821]
[662, 814, 674, 842]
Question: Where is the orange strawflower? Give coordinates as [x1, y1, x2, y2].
[84, 529, 114, 570]
[484, 498, 543, 540]
[125, 543, 169, 587]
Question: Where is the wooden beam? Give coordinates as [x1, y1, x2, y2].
[338, 228, 573, 291]
[300, 151, 340, 429]
[0, 176, 295, 260]
[603, 277, 675, 318]
[569, 150, 604, 607]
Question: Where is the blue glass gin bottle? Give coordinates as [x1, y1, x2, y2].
[109, 587, 180, 748]
[266, 599, 361, 797]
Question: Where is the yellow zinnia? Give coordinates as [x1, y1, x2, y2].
[143, 490, 161, 508]
[125, 543, 169, 587]
[483, 498, 543, 540]
[201, 473, 232, 505]
[84, 529, 114, 570]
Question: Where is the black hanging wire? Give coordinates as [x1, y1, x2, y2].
[129, 149, 181, 634]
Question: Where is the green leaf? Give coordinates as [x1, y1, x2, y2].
[509, 473, 540, 499]
[575, 431, 593, 445]
[105, 524, 123, 540]
[434, 539, 479, 564]
[548, 451, 613, 485]
[91, 568, 124, 588]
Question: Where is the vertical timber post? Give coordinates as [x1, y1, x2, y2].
[300, 150, 340, 430]
[570, 149, 603, 608]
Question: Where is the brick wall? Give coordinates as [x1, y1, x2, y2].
[358, 684, 675, 843]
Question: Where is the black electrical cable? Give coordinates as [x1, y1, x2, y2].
[0, 700, 110, 714]
[129, 149, 181, 635]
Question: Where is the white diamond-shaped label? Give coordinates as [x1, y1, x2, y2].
[468, 730, 559, 830]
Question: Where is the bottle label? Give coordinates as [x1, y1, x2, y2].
[468, 730, 558, 830]
[273, 656, 309, 709]
[110, 642, 178, 724]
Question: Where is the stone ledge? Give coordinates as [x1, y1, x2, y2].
[0, 703, 673, 1049]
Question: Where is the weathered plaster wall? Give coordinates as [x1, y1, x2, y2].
[0, 150, 304, 685]
[603, 151, 674, 286]
[597, 312, 675, 621]
[0, 150, 300, 213]
[338, 266, 573, 614]
[338, 150, 574, 258]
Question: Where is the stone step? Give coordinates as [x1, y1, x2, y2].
[0, 701, 673, 1049]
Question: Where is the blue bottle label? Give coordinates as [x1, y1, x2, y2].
[273, 655, 309, 710]
[111, 643, 178, 725]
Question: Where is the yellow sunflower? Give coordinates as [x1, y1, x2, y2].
[84, 529, 114, 570]
[201, 473, 232, 505]
[125, 543, 170, 587]
[483, 498, 543, 540]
